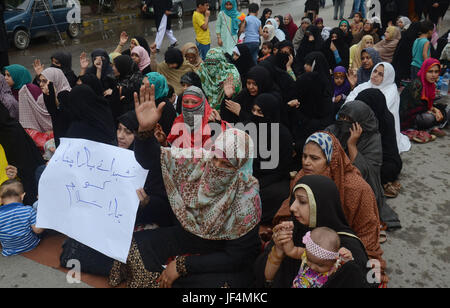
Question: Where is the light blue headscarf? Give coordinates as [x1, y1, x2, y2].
[221, 0, 240, 36]
[305, 132, 333, 163]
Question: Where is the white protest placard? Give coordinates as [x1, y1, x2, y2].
[36, 138, 149, 263]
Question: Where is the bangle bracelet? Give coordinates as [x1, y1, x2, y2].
[271, 246, 283, 262]
[268, 251, 282, 266]
[175, 256, 188, 277]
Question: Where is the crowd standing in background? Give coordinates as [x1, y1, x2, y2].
[0, 0, 450, 288]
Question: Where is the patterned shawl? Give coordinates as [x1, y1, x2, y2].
[197, 48, 242, 110]
[18, 84, 52, 132]
[0, 73, 19, 120]
[160, 128, 261, 240]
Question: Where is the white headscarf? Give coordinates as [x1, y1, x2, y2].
[265, 18, 286, 41]
[398, 16, 411, 30]
[345, 62, 411, 153]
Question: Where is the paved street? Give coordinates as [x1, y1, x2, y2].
[1, 0, 450, 288]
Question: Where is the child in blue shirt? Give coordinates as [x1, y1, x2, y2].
[0, 179, 44, 256]
[411, 21, 434, 80]
[240, 3, 262, 64]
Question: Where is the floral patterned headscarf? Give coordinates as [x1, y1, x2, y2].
[160, 128, 261, 240]
[196, 48, 241, 110]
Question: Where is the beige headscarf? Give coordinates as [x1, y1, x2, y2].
[181, 42, 203, 70]
[374, 26, 401, 63]
[351, 35, 374, 69]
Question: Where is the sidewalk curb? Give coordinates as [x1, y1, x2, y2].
[81, 12, 141, 29]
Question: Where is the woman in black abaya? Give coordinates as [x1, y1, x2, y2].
[322, 28, 350, 70]
[355, 89, 403, 196]
[295, 25, 324, 73]
[0, 103, 44, 205]
[251, 93, 293, 224]
[289, 71, 333, 160]
[254, 175, 371, 288]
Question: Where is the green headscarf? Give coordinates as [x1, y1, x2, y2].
[4, 65, 32, 90]
[196, 48, 241, 110]
[146, 72, 169, 100]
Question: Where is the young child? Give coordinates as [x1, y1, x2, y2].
[332, 66, 351, 115]
[411, 21, 434, 80]
[193, 0, 211, 60]
[283, 226, 353, 288]
[350, 12, 363, 37]
[0, 179, 44, 256]
[258, 41, 273, 62]
[241, 3, 262, 64]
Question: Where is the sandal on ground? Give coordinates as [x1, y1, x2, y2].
[402, 129, 419, 141]
[430, 127, 447, 137]
[383, 183, 398, 198]
[391, 181, 402, 192]
[412, 131, 433, 143]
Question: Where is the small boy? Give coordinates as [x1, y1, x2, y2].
[258, 41, 273, 62]
[241, 3, 262, 64]
[0, 180, 44, 256]
[411, 21, 434, 80]
[193, 0, 211, 60]
[350, 12, 363, 36]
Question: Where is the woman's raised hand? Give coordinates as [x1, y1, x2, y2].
[223, 75, 235, 98]
[80, 52, 89, 70]
[33, 59, 45, 76]
[347, 68, 357, 89]
[134, 80, 166, 132]
[119, 31, 128, 46]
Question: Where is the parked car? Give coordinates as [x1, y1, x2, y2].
[4, 0, 81, 50]
[141, 0, 220, 19]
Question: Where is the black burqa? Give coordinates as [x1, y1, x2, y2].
[86, 49, 116, 91]
[118, 109, 176, 227]
[64, 85, 117, 145]
[254, 175, 372, 288]
[251, 93, 293, 224]
[290, 71, 333, 156]
[304, 51, 333, 95]
[113, 55, 144, 114]
[295, 25, 324, 73]
[392, 22, 421, 83]
[220, 66, 274, 124]
[327, 100, 401, 230]
[229, 44, 255, 82]
[355, 89, 402, 184]
[259, 56, 298, 124]
[51, 51, 78, 88]
[322, 28, 350, 70]
[0, 103, 44, 205]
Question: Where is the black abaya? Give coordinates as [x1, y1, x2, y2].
[355, 89, 402, 185]
[254, 175, 372, 288]
[0, 103, 44, 205]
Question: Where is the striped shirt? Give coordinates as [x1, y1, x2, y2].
[0, 203, 40, 256]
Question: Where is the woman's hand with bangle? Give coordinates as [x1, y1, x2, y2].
[158, 260, 180, 288]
